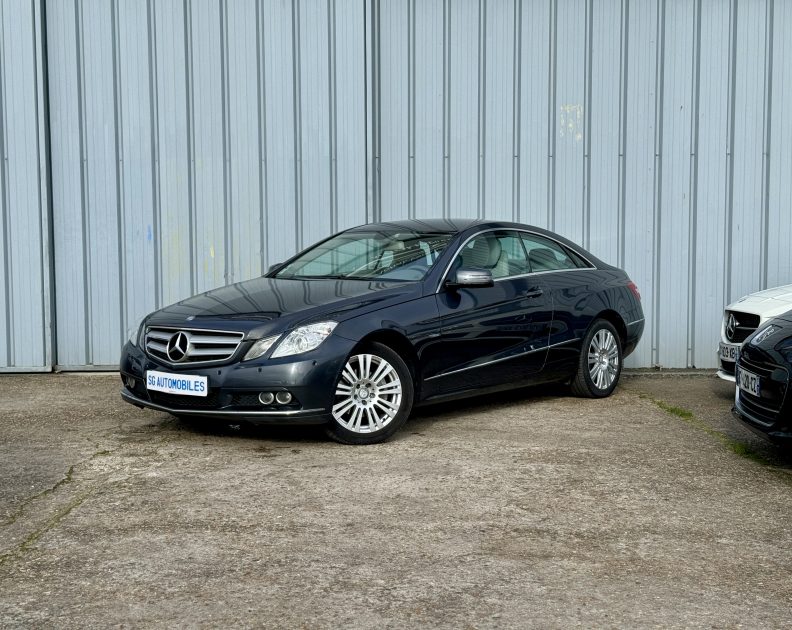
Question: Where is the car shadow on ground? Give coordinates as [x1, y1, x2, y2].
[410, 383, 569, 422]
[161, 383, 571, 445]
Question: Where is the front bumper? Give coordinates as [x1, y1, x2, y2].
[731, 361, 792, 444]
[717, 363, 737, 382]
[120, 388, 329, 424]
[732, 403, 792, 444]
[119, 335, 357, 425]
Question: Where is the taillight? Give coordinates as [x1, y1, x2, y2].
[627, 281, 641, 301]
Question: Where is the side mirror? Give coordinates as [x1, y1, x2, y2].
[445, 267, 494, 290]
[267, 262, 283, 275]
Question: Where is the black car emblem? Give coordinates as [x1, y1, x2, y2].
[752, 325, 777, 346]
[166, 331, 190, 363]
[726, 314, 737, 341]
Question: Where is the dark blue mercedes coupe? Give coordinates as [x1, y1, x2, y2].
[120, 219, 644, 444]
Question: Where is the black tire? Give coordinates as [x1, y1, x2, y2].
[325, 342, 414, 445]
[570, 319, 623, 398]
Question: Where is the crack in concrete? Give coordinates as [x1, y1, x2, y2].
[1, 446, 112, 528]
[0, 488, 96, 568]
[0, 424, 180, 569]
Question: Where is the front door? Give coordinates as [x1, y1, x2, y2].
[423, 230, 554, 396]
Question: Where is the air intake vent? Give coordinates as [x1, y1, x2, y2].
[145, 327, 244, 365]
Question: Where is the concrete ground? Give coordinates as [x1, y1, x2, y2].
[1, 372, 791, 628]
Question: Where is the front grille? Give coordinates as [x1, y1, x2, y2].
[719, 359, 736, 376]
[737, 356, 788, 422]
[148, 390, 221, 409]
[145, 327, 244, 365]
[725, 310, 760, 343]
[231, 393, 263, 408]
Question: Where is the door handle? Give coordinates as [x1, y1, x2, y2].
[523, 287, 544, 298]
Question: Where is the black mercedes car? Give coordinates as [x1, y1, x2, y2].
[732, 311, 792, 444]
[120, 219, 644, 444]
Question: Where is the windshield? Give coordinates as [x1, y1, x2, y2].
[275, 230, 454, 282]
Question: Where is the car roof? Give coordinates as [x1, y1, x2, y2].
[346, 218, 485, 234]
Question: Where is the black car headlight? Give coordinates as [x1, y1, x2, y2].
[127, 317, 145, 347]
[271, 321, 337, 358]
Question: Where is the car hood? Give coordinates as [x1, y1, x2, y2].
[727, 283, 792, 320]
[146, 277, 423, 337]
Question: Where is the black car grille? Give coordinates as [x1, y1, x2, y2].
[725, 311, 760, 343]
[719, 358, 736, 376]
[145, 327, 244, 365]
[231, 393, 263, 408]
[148, 390, 221, 409]
[737, 356, 788, 423]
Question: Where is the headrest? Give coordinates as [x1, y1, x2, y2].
[528, 247, 559, 271]
[461, 236, 502, 269]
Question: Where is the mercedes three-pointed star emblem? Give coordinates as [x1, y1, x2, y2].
[166, 331, 190, 363]
[726, 314, 737, 341]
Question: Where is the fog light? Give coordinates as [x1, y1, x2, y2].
[124, 375, 136, 389]
[258, 392, 275, 405]
[275, 391, 292, 405]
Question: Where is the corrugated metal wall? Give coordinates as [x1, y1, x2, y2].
[0, 0, 51, 371]
[46, 0, 366, 368]
[371, 0, 792, 369]
[1, 0, 790, 370]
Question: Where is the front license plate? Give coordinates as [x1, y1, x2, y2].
[719, 342, 740, 362]
[146, 370, 208, 397]
[736, 367, 761, 397]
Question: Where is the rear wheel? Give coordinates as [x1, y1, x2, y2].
[325, 342, 414, 445]
[570, 319, 623, 398]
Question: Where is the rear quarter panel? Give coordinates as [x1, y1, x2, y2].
[541, 268, 643, 375]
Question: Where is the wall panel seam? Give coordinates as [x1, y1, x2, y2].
[111, 0, 127, 346]
[0, 0, 11, 366]
[723, 0, 738, 305]
[583, 0, 593, 249]
[687, 0, 702, 368]
[182, 0, 196, 295]
[146, 0, 161, 309]
[511, 0, 522, 223]
[74, 0, 92, 365]
[442, 0, 450, 219]
[220, 0, 232, 284]
[760, 0, 774, 290]
[547, 0, 557, 230]
[477, 0, 486, 219]
[327, 0, 338, 234]
[36, 0, 56, 369]
[651, 0, 666, 367]
[291, 0, 303, 250]
[256, 0, 269, 272]
[617, 0, 629, 269]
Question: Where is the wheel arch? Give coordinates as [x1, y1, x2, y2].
[353, 330, 419, 384]
[593, 309, 628, 348]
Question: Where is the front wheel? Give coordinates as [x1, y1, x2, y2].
[570, 319, 623, 398]
[325, 342, 414, 445]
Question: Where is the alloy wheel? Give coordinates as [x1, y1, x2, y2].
[332, 353, 403, 434]
[587, 329, 620, 390]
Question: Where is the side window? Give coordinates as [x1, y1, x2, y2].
[455, 231, 529, 280]
[520, 234, 584, 272]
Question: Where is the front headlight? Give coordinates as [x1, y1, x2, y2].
[243, 335, 280, 361]
[127, 317, 145, 347]
[271, 321, 337, 358]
